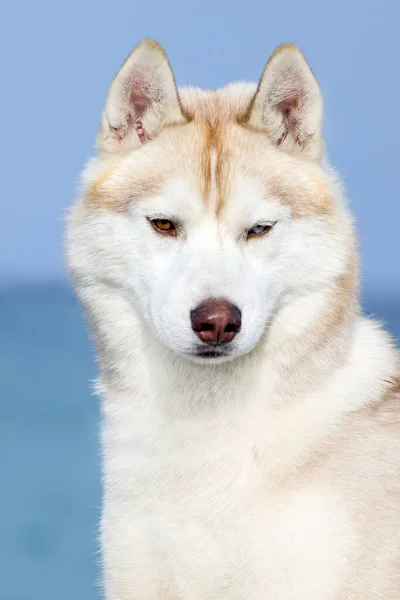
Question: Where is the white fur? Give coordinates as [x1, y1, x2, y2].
[66, 40, 400, 599]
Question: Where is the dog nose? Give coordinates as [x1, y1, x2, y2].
[190, 299, 242, 345]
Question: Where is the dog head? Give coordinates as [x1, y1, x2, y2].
[67, 39, 356, 363]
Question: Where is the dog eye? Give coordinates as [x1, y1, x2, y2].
[247, 223, 275, 239]
[149, 218, 177, 236]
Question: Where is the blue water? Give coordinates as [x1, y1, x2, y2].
[1, 284, 399, 600]
[0, 286, 99, 600]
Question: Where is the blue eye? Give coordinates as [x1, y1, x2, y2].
[247, 223, 275, 238]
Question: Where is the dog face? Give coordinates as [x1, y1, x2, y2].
[67, 40, 354, 363]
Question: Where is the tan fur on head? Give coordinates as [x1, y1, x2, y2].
[86, 113, 335, 218]
[90, 40, 327, 219]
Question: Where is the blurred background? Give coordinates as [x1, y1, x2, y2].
[1, 0, 399, 598]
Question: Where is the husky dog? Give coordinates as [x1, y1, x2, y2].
[66, 39, 400, 599]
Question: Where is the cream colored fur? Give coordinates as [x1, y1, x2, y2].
[66, 39, 400, 599]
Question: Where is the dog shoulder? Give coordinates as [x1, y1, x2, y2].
[325, 370, 400, 507]
[324, 373, 400, 595]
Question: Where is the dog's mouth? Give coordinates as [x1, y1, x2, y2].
[195, 349, 226, 359]
[186, 346, 234, 363]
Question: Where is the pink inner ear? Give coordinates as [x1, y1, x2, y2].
[274, 73, 306, 145]
[130, 92, 150, 117]
[274, 68, 305, 110]
[276, 95, 302, 146]
[134, 119, 147, 143]
[129, 92, 150, 143]
[277, 95, 299, 113]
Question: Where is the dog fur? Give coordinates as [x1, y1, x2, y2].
[66, 39, 400, 599]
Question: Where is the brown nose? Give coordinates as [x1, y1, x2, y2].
[190, 299, 242, 345]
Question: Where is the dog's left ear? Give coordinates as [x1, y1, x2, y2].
[245, 44, 323, 160]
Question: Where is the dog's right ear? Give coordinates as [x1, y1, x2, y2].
[97, 39, 186, 154]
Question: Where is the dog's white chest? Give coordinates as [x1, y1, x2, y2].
[103, 428, 351, 600]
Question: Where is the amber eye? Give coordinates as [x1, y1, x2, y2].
[149, 218, 177, 235]
[247, 222, 275, 239]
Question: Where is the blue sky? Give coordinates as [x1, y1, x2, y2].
[1, 0, 399, 292]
